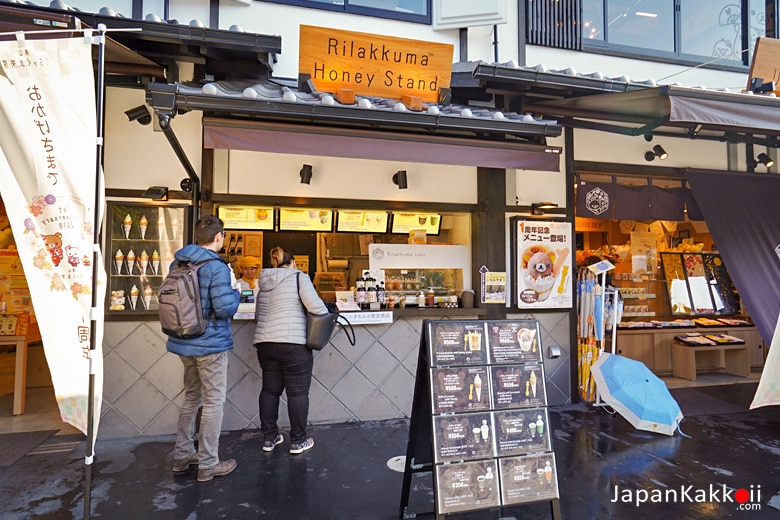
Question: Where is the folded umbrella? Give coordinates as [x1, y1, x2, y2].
[590, 352, 684, 436]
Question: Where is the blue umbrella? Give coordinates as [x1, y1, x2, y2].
[590, 352, 684, 436]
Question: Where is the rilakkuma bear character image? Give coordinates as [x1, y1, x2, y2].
[42, 233, 64, 266]
[520, 245, 569, 302]
[65, 245, 80, 267]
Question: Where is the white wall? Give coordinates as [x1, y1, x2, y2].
[103, 87, 203, 190]
[227, 151, 477, 203]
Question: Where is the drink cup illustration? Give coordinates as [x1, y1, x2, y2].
[474, 374, 482, 402]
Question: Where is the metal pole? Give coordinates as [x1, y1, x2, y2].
[84, 23, 108, 520]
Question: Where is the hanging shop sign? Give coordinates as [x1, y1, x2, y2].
[217, 205, 274, 230]
[747, 37, 780, 94]
[299, 25, 454, 103]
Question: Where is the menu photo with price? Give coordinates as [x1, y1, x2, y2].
[432, 411, 496, 463]
[490, 364, 546, 409]
[499, 452, 559, 505]
[435, 459, 500, 515]
[494, 408, 551, 457]
[431, 366, 491, 414]
[428, 321, 488, 366]
[486, 320, 543, 364]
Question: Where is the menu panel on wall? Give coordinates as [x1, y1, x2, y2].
[390, 212, 442, 235]
[335, 210, 389, 233]
[217, 205, 274, 230]
[279, 208, 333, 231]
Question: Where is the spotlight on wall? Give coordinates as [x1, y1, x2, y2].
[125, 105, 152, 126]
[531, 202, 559, 215]
[142, 186, 169, 201]
[644, 144, 668, 161]
[300, 164, 313, 184]
[393, 170, 408, 190]
[757, 153, 775, 168]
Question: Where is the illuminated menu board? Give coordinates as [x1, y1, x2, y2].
[217, 205, 274, 230]
[279, 208, 333, 231]
[391, 212, 441, 235]
[336, 210, 389, 233]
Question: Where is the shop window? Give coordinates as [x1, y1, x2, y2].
[535, 0, 775, 68]
[260, 0, 431, 23]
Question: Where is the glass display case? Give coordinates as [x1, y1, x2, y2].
[660, 252, 738, 316]
[106, 203, 188, 315]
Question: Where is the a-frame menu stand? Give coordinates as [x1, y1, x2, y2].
[399, 319, 561, 520]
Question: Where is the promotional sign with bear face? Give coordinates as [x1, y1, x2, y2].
[516, 221, 572, 309]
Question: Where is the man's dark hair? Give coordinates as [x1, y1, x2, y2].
[195, 215, 224, 245]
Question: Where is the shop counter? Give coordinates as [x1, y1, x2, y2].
[0, 322, 41, 415]
[233, 306, 488, 321]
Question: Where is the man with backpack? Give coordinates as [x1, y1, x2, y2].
[166, 215, 240, 482]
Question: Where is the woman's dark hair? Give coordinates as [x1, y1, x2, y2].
[195, 215, 224, 245]
[269, 246, 294, 268]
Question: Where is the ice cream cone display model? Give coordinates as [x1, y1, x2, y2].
[139, 250, 149, 274]
[130, 284, 139, 309]
[115, 249, 124, 274]
[143, 284, 153, 310]
[126, 249, 136, 274]
[157, 215, 165, 239]
[139, 215, 148, 239]
[107, 204, 186, 314]
[151, 250, 160, 275]
[123, 214, 132, 238]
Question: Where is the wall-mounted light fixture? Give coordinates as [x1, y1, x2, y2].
[754, 152, 775, 168]
[300, 164, 313, 184]
[142, 186, 169, 201]
[393, 170, 408, 189]
[644, 145, 668, 161]
[124, 105, 152, 126]
[531, 201, 558, 215]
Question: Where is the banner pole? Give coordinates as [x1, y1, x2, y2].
[84, 23, 108, 520]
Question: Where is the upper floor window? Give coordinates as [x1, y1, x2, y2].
[261, 0, 430, 23]
[531, 0, 776, 68]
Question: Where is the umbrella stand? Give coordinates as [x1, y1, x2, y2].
[594, 273, 620, 409]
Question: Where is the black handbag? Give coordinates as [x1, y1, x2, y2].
[298, 274, 355, 350]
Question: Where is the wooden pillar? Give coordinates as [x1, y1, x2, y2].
[472, 167, 507, 320]
[200, 146, 215, 216]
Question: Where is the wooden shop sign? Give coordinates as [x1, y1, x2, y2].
[299, 25, 453, 103]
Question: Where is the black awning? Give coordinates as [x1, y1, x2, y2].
[525, 85, 780, 147]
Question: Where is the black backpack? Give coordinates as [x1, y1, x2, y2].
[158, 259, 218, 338]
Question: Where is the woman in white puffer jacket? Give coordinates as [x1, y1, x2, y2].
[252, 246, 327, 455]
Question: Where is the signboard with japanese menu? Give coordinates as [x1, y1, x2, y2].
[279, 208, 333, 231]
[217, 205, 274, 230]
[399, 319, 560, 518]
[515, 220, 572, 309]
[335, 210, 389, 233]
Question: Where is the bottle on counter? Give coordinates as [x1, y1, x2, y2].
[367, 283, 377, 305]
[356, 279, 367, 308]
[426, 288, 435, 307]
[417, 290, 426, 307]
[377, 281, 386, 306]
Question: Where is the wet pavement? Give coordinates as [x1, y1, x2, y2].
[0, 383, 778, 519]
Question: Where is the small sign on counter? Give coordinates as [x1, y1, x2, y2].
[340, 310, 393, 324]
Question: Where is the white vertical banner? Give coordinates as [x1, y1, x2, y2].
[0, 36, 104, 439]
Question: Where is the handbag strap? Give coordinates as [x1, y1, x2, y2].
[336, 314, 356, 346]
[300, 272, 356, 346]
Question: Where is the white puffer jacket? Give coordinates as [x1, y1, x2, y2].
[252, 268, 328, 346]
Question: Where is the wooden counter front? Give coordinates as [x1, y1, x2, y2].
[615, 326, 765, 374]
